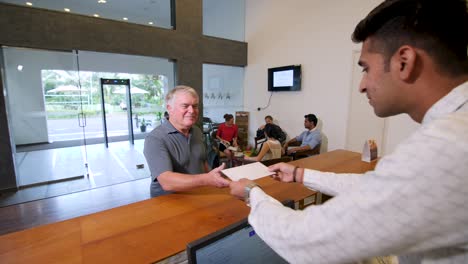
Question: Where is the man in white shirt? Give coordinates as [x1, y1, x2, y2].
[229, 0, 468, 263]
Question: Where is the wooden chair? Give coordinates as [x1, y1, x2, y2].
[288, 141, 321, 160]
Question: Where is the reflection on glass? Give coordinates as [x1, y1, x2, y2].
[0, 0, 174, 29]
[1, 46, 175, 201]
[2, 46, 86, 187]
[203, 64, 244, 123]
[203, 0, 245, 41]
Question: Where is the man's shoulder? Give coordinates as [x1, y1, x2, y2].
[311, 129, 321, 135]
[146, 123, 173, 140]
[423, 111, 468, 142]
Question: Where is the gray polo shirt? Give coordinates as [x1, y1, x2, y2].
[143, 121, 206, 196]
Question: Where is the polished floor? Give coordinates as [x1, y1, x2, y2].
[0, 139, 150, 207]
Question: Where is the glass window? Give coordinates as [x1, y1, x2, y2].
[2, 46, 174, 202]
[203, 0, 245, 41]
[203, 64, 244, 123]
[0, 0, 174, 29]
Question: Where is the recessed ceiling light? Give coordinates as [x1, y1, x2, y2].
[98, 0, 106, 3]
[148, 22, 154, 25]
[123, 17, 128, 21]
[26, 2, 33, 6]
[93, 14, 100, 17]
[64, 8, 71, 12]
[17, 65, 24, 71]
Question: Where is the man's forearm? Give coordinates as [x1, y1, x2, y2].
[158, 171, 207, 192]
[294, 145, 311, 152]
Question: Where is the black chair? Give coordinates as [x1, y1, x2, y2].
[288, 141, 321, 160]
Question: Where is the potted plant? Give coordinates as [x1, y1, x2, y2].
[140, 118, 151, 132]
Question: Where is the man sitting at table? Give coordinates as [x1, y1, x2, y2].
[144, 86, 230, 197]
[282, 113, 321, 156]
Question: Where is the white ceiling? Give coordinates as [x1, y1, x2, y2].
[0, 0, 173, 28]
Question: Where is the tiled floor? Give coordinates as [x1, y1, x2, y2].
[16, 146, 86, 186]
[0, 139, 151, 207]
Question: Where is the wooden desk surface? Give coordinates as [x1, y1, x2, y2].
[289, 149, 378, 173]
[0, 150, 376, 263]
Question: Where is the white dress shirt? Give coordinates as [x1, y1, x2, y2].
[249, 81, 468, 264]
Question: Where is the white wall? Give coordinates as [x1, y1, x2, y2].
[244, 0, 402, 151]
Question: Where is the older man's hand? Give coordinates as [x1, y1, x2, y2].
[207, 163, 230, 188]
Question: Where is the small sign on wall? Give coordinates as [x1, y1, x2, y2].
[362, 139, 378, 162]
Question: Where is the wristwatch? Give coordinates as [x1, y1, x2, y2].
[244, 182, 260, 206]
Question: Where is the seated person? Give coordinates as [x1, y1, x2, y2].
[216, 113, 239, 161]
[283, 113, 321, 156]
[143, 86, 229, 197]
[245, 124, 282, 162]
[256, 115, 286, 143]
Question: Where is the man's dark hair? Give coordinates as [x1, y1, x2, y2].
[265, 115, 273, 121]
[304, 114, 318, 126]
[352, 0, 468, 75]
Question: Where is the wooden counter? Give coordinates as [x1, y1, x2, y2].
[0, 150, 377, 263]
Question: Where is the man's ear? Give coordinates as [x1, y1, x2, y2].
[393, 45, 417, 81]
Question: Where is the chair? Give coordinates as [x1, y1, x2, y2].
[288, 141, 321, 160]
[209, 129, 229, 168]
[253, 136, 267, 154]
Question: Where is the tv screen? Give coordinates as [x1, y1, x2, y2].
[268, 65, 301, 92]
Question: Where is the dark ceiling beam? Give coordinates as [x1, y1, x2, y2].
[0, 2, 247, 66]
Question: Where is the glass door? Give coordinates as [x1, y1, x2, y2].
[100, 78, 134, 147]
[2, 46, 87, 188]
[0, 48, 175, 206]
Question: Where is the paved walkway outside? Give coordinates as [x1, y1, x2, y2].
[48, 114, 159, 142]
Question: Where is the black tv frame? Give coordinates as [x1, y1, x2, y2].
[268, 65, 301, 92]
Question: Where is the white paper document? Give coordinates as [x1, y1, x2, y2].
[222, 162, 275, 181]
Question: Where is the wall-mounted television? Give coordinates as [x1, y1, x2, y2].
[268, 65, 301, 92]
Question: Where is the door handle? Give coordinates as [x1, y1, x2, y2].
[78, 113, 86, 127]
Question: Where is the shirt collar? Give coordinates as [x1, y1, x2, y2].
[161, 120, 193, 135]
[422, 81, 468, 125]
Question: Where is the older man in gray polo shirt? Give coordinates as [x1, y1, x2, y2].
[144, 85, 229, 197]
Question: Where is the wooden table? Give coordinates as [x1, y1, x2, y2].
[289, 149, 378, 173]
[0, 150, 377, 263]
